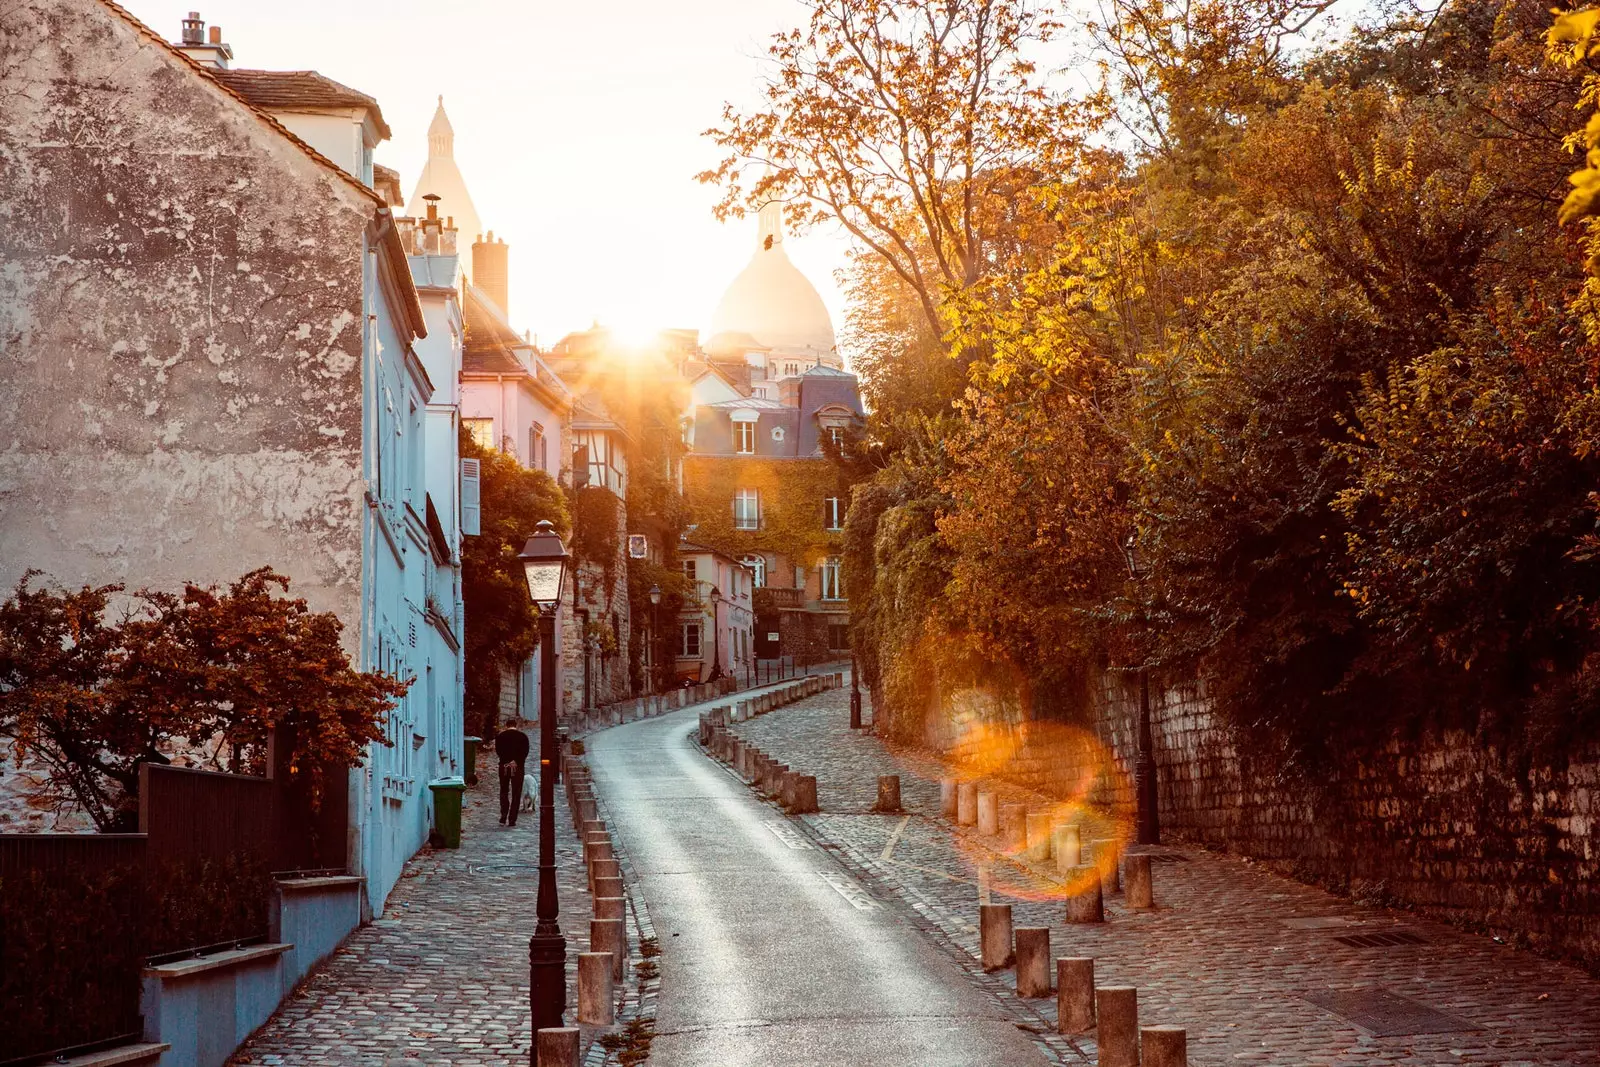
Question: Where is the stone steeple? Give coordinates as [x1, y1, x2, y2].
[406, 96, 483, 262]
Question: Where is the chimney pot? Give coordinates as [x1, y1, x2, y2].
[208, 25, 221, 43]
[180, 12, 204, 45]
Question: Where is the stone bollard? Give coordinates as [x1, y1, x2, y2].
[1054, 824, 1082, 872]
[1125, 854, 1155, 909]
[594, 895, 625, 921]
[577, 952, 614, 1024]
[1057, 958, 1095, 1034]
[1095, 840, 1123, 895]
[875, 775, 902, 812]
[770, 764, 791, 797]
[576, 799, 598, 826]
[977, 791, 1000, 836]
[1025, 812, 1053, 863]
[780, 771, 798, 810]
[594, 875, 624, 900]
[591, 917, 627, 981]
[1096, 987, 1139, 1067]
[1014, 927, 1051, 997]
[978, 903, 1014, 971]
[1064, 868, 1105, 923]
[940, 778, 959, 818]
[792, 774, 819, 814]
[536, 1026, 580, 1067]
[957, 782, 979, 826]
[1000, 803, 1027, 851]
[591, 857, 620, 895]
[1141, 1026, 1187, 1067]
[582, 819, 606, 839]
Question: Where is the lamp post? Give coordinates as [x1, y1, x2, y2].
[709, 588, 723, 681]
[1121, 534, 1160, 846]
[648, 584, 661, 691]
[517, 520, 571, 1040]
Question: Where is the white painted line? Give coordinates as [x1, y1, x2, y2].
[819, 870, 880, 910]
[879, 814, 912, 862]
[764, 820, 813, 850]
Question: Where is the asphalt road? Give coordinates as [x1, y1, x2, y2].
[584, 694, 1051, 1067]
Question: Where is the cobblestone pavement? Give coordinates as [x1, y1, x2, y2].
[732, 685, 1600, 1066]
[231, 737, 618, 1067]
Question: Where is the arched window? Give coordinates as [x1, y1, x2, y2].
[740, 554, 766, 588]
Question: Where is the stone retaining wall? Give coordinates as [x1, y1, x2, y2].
[930, 673, 1600, 972]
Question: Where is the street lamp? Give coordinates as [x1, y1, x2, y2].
[648, 584, 661, 690]
[517, 520, 571, 1038]
[849, 649, 862, 730]
[1121, 533, 1160, 846]
[709, 587, 723, 681]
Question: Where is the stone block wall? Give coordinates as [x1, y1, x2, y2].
[930, 672, 1600, 971]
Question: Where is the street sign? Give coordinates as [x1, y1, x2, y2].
[628, 534, 648, 559]
[767, 632, 779, 641]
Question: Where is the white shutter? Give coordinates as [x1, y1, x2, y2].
[460, 458, 481, 536]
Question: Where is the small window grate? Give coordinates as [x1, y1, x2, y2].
[1333, 930, 1427, 948]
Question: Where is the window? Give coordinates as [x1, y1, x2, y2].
[464, 417, 496, 452]
[735, 421, 755, 454]
[683, 559, 697, 582]
[828, 623, 850, 651]
[827, 426, 845, 447]
[680, 622, 701, 658]
[785, 362, 800, 377]
[771, 426, 785, 442]
[734, 489, 761, 530]
[824, 496, 844, 531]
[820, 557, 843, 601]
[740, 554, 765, 588]
[530, 423, 546, 472]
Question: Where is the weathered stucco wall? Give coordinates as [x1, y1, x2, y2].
[0, 0, 375, 627]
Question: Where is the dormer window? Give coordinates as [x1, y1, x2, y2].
[735, 421, 755, 454]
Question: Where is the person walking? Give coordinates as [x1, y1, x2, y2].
[495, 723, 531, 826]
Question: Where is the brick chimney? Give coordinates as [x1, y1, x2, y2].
[175, 12, 232, 69]
[472, 231, 509, 316]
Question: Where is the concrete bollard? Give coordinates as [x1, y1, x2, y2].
[780, 771, 798, 810]
[977, 791, 1000, 836]
[1014, 927, 1051, 997]
[1096, 987, 1139, 1067]
[1141, 1026, 1187, 1067]
[957, 782, 978, 826]
[577, 952, 614, 1024]
[536, 1026, 580, 1067]
[978, 903, 1014, 971]
[1057, 958, 1095, 1034]
[1054, 824, 1082, 872]
[1000, 803, 1027, 851]
[1094, 840, 1123, 895]
[768, 763, 790, 796]
[940, 778, 959, 817]
[594, 895, 625, 921]
[1025, 812, 1053, 862]
[1065, 868, 1105, 923]
[792, 774, 819, 813]
[591, 917, 627, 981]
[875, 775, 902, 812]
[1125, 853, 1154, 909]
[594, 875, 624, 900]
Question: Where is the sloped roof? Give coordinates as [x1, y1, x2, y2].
[210, 69, 393, 139]
[708, 396, 788, 410]
[461, 284, 528, 376]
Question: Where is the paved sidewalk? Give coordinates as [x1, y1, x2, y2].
[231, 739, 617, 1067]
[733, 685, 1600, 1066]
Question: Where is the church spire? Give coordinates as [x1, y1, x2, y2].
[757, 198, 784, 251]
[427, 95, 453, 159]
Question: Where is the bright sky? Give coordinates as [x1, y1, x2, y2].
[117, 0, 854, 350]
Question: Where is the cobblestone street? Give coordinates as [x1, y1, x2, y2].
[231, 739, 620, 1067]
[731, 684, 1600, 1066]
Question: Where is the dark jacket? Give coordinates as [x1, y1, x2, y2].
[494, 728, 530, 767]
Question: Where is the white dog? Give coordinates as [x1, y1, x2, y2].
[521, 773, 537, 813]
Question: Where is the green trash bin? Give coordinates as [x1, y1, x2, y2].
[463, 736, 482, 786]
[429, 776, 466, 848]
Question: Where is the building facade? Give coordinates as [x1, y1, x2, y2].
[675, 544, 756, 683]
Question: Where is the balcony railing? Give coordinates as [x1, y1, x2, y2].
[754, 586, 803, 610]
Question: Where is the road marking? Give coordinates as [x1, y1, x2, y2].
[879, 814, 911, 862]
[819, 870, 879, 910]
[764, 821, 812, 850]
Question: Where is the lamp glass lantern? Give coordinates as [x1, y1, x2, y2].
[518, 520, 570, 612]
[649, 584, 661, 606]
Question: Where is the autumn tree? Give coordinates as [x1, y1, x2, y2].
[460, 426, 569, 738]
[0, 569, 404, 831]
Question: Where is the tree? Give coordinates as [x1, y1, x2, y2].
[0, 569, 404, 831]
[460, 427, 569, 738]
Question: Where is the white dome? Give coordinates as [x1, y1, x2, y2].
[708, 203, 836, 355]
